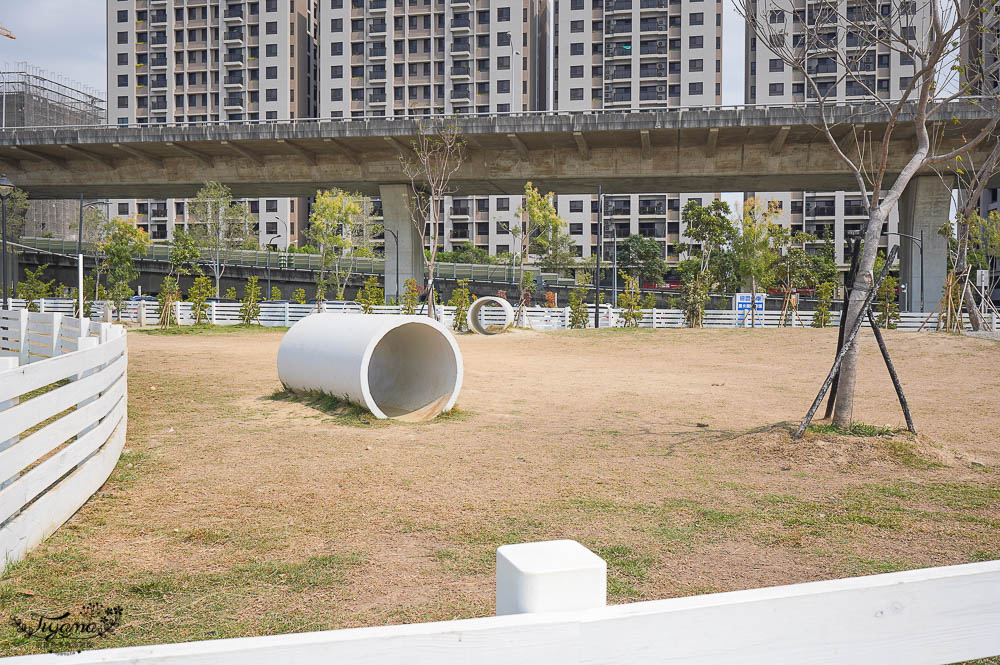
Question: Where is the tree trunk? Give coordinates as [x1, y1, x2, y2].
[832, 211, 883, 428]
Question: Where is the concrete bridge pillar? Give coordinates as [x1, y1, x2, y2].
[380, 184, 424, 304]
[898, 175, 952, 312]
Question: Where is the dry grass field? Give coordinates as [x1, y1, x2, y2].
[1, 325, 998, 657]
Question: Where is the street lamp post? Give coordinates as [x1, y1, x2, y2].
[0, 174, 12, 310]
[385, 228, 399, 304]
[886, 231, 924, 312]
[501, 32, 521, 113]
[264, 217, 287, 299]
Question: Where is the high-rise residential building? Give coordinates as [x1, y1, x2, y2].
[552, 0, 722, 262]
[106, 0, 319, 247]
[319, 0, 549, 257]
[316, 0, 724, 266]
[0, 63, 106, 240]
[743, 1, 930, 265]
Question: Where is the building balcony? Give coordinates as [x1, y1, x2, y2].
[224, 9, 244, 23]
[224, 30, 244, 45]
[369, 22, 387, 35]
[150, 11, 168, 25]
[149, 56, 168, 69]
[368, 94, 387, 104]
[605, 0, 632, 14]
[369, 47, 387, 59]
[369, 0, 387, 10]
[450, 17, 472, 32]
[223, 76, 245, 88]
[224, 97, 245, 109]
[450, 65, 472, 78]
[224, 54, 244, 66]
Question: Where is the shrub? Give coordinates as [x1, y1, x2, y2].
[224, 286, 238, 300]
[358, 276, 384, 314]
[569, 286, 589, 329]
[292, 288, 306, 304]
[812, 281, 835, 328]
[157, 276, 181, 328]
[618, 271, 642, 328]
[448, 279, 472, 331]
[401, 278, 419, 315]
[270, 286, 282, 301]
[239, 276, 262, 325]
[641, 292, 656, 310]
[544, 291, 556, 308]
[189, 275, 213, 325]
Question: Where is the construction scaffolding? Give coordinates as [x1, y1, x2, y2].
[0, 62, 106, 240]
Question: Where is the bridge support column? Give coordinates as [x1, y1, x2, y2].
[898, 175, 951, 312]
[380, 184, 424, 304]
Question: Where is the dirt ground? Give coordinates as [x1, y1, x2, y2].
[2, 326, 999, 655]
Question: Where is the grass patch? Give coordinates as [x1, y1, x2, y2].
[808, 422, 901, 437]
[268, 389, 469, 427]
[592, 544, 654, 600]
[136, 324, 289, 336]
[884, 439, 942, 469]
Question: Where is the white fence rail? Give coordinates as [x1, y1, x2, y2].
[5, 554, 998, 665]
[0, 309, 128, 568]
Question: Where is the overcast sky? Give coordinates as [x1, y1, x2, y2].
[1, 0, 107, 95]
[1, 0, 746, 106]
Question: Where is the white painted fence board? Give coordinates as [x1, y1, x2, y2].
[0, 399, 126, 526]
[0, 378, 127, 487]
[0, 335, 126, 404]
[0, 422, 126, 568]
[5, 561, 997, 665]
[0, 354, 127, 443]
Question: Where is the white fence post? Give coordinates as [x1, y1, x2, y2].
[284, 301, 291, 327]
[496, 540, 607, 616]
[0, 356, 19, 460]
[50, 312, 63, 358]
[17, 309, 29, 366]
[209, 301, 217, 325]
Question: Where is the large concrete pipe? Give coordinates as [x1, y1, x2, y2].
[467, 297, 515, 335]
[277, 314, 463, 422]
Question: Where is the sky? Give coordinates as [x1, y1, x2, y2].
[1, 0, 107, 95]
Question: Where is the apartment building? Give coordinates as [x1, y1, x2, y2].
[105, 0, 318, 247]
[316, 0, 722, 264]
[743, 0, 932, 264]
[552, 0, 722, 261]
[318, 0, 547, 257]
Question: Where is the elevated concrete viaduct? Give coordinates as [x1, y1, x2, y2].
[2, 101, 995, 309]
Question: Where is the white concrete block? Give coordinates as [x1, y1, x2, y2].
[496, 539, 606, 615]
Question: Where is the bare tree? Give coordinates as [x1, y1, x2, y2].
[740, 0, 1000, 427]
[188, 181, 251, 297]
[400, 122, 465, 318]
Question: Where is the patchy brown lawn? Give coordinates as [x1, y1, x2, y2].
[1, 326, 998, 656]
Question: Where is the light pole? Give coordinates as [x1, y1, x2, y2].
[264, 217, 287, 299]
[385, 227, 399, 304]
[594, 185, 603, 328]
[501, 32, 521, 113]
[886, 230, 924, 312]
[0, 174, 12, 310]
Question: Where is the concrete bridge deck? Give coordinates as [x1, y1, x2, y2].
[0, 100, 994, 199]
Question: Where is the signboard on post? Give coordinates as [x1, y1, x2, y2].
[976, 270, 989, 292]
[735, 293, 765, 327]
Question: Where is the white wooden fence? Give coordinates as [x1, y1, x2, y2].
[0, 309, 128, 568]
[54, 299, 993, 332]
[4, 553, 997, 665]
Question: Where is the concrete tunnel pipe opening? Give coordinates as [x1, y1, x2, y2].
[467, 297, 515, 335]
[276, 314, 463, 422]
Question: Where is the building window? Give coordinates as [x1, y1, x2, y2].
[497, 7, 510, 21]
[769, 82, 784, 95]
[117, 31, 128, 44]
[688, 82, 703, 95]
[117, 10, 128, 22]
[569, 200, 584, 213]
[266, 21, 277, 34]
[570, 65, 584, 78]
[117, 96, 129, 108]
[118, 203, 130, 215]
[266, 66, 277, 79]
[330, 42, 343, 56]
[570, 20, 584, 32]
[571, 43, 584, 55]
[769, 58, 784, 72]
[689, 12, 703, 25]
[266, 43, 278, 57]
[331, 88, 343, 101]
[570, 87, 584, 100]
[330, 18, 342, 31]
[688, 59, 703, 72]
[266, 88, 278, 101]
[266, 200, 278, 213]
[689, 35, 703, 48]
[496, 198, 509, 211]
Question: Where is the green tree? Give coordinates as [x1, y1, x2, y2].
[641, 292, 656, 310]
[224, 286, 238, 300]
[292, 287, 306, 305]
[732, 198, 783, 326]
[679, 200, 738, 326]
[239, 276, 262, 325]
[308, 189, 382, 300]
[616, 234, 666, 283]
[270, 286, 282, 301]
[436, 244, 497, 265]
[187, 181, 251, 297]
[357, 275, 384, 314]
[618, 271, 642, 328]
[516, 182, 574, 283]
[2, 187, 29, 241]
[189, 275, 213, 325]
[168, 227, 202, 277]
[401, 278, 419, 315]
[100, 218, 150, 320]
[17, 264, 55, 312]
[448, 278, 472, 331]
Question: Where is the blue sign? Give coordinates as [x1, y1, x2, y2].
[735, 293, 765, 327]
